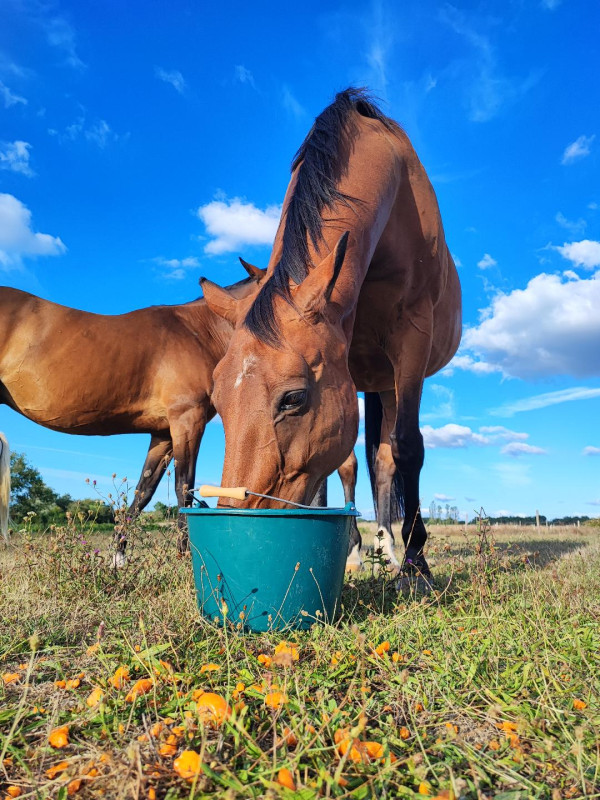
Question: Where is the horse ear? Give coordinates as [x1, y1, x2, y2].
[294, 231, 349, 316]
[239, 257, 266, 281]
[200, 277, 240, 325]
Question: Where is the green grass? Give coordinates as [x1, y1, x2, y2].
[1, 519, 599, 799]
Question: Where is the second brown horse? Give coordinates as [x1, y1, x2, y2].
[0, 269, 263, 557]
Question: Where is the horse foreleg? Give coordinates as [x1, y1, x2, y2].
[337, 450, 362, 572]
[311, 480, 328, 506]
[113, 434, 173, 566]
[129, 435, 174, 516]
[171, 408, 206, 555]
[389, 307, 433, 580]
[374, 391, 403, 574]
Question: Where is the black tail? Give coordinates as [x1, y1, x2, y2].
[364, 392, 382, 513]
[364, 392, 404, 523]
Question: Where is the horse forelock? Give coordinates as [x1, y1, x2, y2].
[244, 87, 397, 345]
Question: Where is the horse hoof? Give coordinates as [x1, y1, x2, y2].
[345, 561, 363, 573]
[396, 573, 433, 594]
[384, 559, 402, 577]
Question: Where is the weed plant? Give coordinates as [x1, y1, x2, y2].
[1, 511, 599, 798]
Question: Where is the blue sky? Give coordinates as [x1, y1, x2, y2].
[1, 0, 599, 522]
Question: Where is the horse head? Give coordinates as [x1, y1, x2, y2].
[201, 232, 358, 507]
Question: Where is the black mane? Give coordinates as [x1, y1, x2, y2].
[244, 87, 397, 345]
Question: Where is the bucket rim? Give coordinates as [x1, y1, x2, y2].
[181, 501, 359, 517]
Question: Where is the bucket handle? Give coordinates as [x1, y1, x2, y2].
[198, 485, 248, 501]
[193, 485, 356, 512]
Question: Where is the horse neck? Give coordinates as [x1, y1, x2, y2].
[175, 299, 234, 360]
[269, 119, 406, 320]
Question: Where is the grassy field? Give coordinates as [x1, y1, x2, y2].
[1, 517, 599, 799]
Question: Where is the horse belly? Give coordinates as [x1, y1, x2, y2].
[1, 358, 166, 435]
[347, 279, 398, 392]
[426, 262, 462, 375]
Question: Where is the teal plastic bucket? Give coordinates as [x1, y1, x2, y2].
[182, 503, 358, 632]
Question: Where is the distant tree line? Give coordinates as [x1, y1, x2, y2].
[426, 501, 462, 524]
[467, 514, 595, 526]
[8, 452, 114, 527]
[10, 452, 75, 525]
[478, 514, 547, 526]
[425, 499, 596, 527]
[8, 451, 180, 530]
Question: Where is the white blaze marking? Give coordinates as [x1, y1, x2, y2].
[234, 355, 257, 388]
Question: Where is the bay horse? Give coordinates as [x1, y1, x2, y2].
[201, 88, 462, 580]
[0, 267, 265, 557]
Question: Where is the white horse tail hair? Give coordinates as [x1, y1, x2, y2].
[0, 431, 10, 543]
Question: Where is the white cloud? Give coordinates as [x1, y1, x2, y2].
[555, 239, 600, 270]
[0, 57, 27, 79]
[422, 384, 454, 420]
[422, 424, 489, 449]
[458, 271, 600, 378]
[425, 74, 437, 93]
[197, 197, 281, 255]
[46, 16, 85, 70]
[153, 256, 200, 280]
[434, 493, 455, 501]
[85, 120, 114, 148]
[555, 212, 586, 237]
[501, 442, 547, 457]
[0, 141, 34, 176]
[479, 426, 529, 442]
[444, 353, 501, 376]
[562, 134, 595, 165]
[155, 67, 186, 94]
[364, 0, 392, 99]
[234, 65, 255, 88]
[477, 253, 497, 270]
[0, 80, 27, 108]
[282, 86, 306, 119]
[49, 112, 120, 148]
[583, 446, 600, 456]
[491, 387, 600, 417]
[440, 6, 538, 123]
[0, 193, 66, 269]
[422, 423, 535, 451]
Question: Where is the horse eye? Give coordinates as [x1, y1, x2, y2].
[279, 389, 307, 411]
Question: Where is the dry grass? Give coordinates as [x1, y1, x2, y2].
[1, 517, 599, 799]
